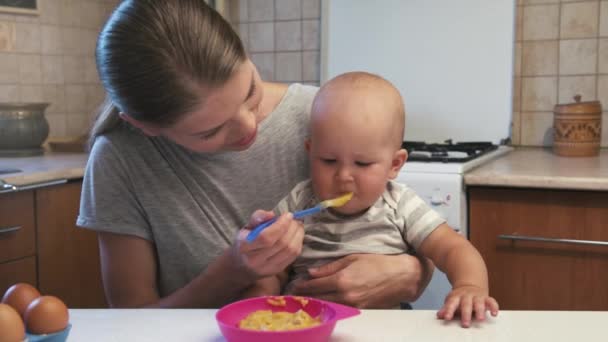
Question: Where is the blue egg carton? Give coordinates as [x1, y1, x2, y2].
[26, 324, 71, 342]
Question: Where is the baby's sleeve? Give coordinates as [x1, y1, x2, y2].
[397, 187, 446, 250]
[273, 180, 313, 216]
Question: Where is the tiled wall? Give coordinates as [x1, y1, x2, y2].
[228, 0, 321, 86]
[513, 0, 607, 147]
[0, 0, 118, 139]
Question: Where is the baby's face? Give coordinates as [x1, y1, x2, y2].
[307, 105, 405, 215]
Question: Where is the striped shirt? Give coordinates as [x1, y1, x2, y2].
[275, 180, 446, 281]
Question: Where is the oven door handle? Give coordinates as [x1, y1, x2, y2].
[498, 234, 608, 247]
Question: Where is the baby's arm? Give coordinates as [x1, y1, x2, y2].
[240, 271, 289, 299]
[417, 223, 499, 327]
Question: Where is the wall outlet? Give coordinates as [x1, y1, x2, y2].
[0, 21, 15, 52]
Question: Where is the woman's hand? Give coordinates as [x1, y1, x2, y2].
[233, 210, 304, 278]
[285, 253, 434, 308]
[437, 285, 499, 328]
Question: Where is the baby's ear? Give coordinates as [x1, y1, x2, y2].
[388, 149, 408, 179]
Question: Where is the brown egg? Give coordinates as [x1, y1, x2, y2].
[0, 303, 25, 342]
[24, 296, 69, 334]
[1, 283, 40, 318]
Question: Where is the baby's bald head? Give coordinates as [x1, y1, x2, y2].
[311, 72, 405, 149]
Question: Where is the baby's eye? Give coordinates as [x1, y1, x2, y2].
[320, 158, 336, 164]
[355, 161, 372, 167]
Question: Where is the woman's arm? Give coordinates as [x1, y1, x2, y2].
[98, 232, 257, 308]
[286, 253, 434, 308]
[98, 210, 304, 308]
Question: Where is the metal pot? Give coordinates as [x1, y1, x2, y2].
[0, 102, 50, 157]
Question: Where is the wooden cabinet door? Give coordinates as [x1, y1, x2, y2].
[0, 257, 37, 296]
[36, 181, 107, 308]
[469, 187, 608, 310]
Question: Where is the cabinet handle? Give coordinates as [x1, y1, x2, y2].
[498, 234, 608, 247]
[0, 225, 21, 235]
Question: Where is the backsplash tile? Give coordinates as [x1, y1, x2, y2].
[559, 39, 597, 75]
[523, 4, 559, 40]
[522, 40, 558, 75]
[560, 1, 599, 39]
[558, 75, 596, 104]
[521, 76, 558, 111]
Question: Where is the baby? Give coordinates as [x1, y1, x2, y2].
[243, 71, 498, 327]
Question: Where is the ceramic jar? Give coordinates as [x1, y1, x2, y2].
[0, 103, 50, 157]
[553, 95, 602, 157]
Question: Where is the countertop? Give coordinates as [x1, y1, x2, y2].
[66, 309, 607, 341]
[465, 147, 608, 191]
[0, 152, 88, 189]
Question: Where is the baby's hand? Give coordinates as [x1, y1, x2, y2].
[437, 285, 499, 328]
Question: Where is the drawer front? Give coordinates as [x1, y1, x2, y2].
[469, 187, 608, 310]
[0, 191, 36, 263]
[0, 256, 37, 296]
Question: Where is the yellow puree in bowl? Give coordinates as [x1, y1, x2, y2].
[238, 297, 322, 331]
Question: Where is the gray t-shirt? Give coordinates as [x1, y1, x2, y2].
[77, 84, 317, 297]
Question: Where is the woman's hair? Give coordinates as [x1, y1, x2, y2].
[90, 0, 246, 146]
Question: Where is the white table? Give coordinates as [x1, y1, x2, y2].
[67, 309, 608, 341]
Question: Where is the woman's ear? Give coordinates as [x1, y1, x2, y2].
[388, 149, 408, 179]
[119, 112, 161, 136]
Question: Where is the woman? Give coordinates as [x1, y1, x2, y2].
[78, 0, 433, 309]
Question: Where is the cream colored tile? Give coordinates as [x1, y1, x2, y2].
[231, 0, 248, 23]
[0, 84, 19, 101]
[19, 54, 42, 84]
[66, 114, 90, 137]
[558, 76, 596, 104]
[559, 39, 597, 75]
[61, 0, 82, 27]
[42, 55, 64, 84]
[514, 42, 522, 76]
[39, 0, 62, 25]
[0, 14, 16, 21]
[520, 111, 554, 146]
[596, 75, 608, 110]
[521, 76, 558, 111]
[511, 111, 522, 145]
[46, 113, 67, 138]
[302, 20, 319, 50]
[522, 40, 558, 76]
[15, 15, 39, 24]
[276, 0, 301, 20]
[600, 1, 608, 37]
[85, 84, 106, 114]
[249, 0, 274, 21]
[81, 29, 98, 56]
[598, 38, 608, 73]
[516, 6, 523, 42]
[513, 77, 522, 111]
[248, 22, 274, 52]
[275, 52, 302, 81]
[41, 25, 63, 55]
[303, 51, 319, 81]
[14, 22, 41, 53]
[84, 57, 99, 83]
[0, 53, 19, 83]
[62, 27, 82, 55]
[19, 85, 43, 102]
[63, 56, 85, 84]
[302, 0, 320, 19]
[66, 85, 87, 114]
[42, 85, 66, 114]
[275, 21, 301, 51]
[81, 1, 106, 30]
[251, 52, 274, 81]
[522, 0, 559, 4]
[523, 4, 559, 40]
[560, 2, 599, 39]
[0, 22, 15, 52]
[602, 113, 608, 146]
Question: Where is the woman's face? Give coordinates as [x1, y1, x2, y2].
[159, 60, 265, 153]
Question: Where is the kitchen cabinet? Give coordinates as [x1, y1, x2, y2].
[0, 181, 107, 308]
[468, 186, 608, 310]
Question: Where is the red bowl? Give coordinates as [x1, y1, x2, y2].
[216, 296, 360, 342]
